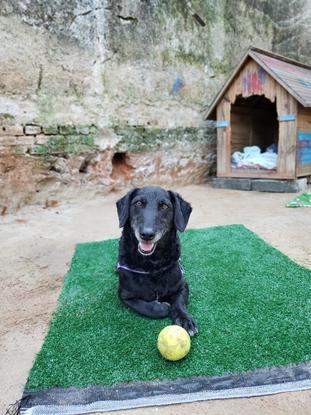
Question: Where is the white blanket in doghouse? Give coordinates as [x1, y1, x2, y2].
[232, 146, 277, 170]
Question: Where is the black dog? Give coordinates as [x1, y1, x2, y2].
[116, 186, 198, 336]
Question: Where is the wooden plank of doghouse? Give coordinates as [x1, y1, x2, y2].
[298, 115, 311, 131]
[297, 160, 311, 176]
[216, 98, 231, 176]
[297, 166, 311, 177]
[296, 101, 311, 176]
[286, 95, 298, 177]
[297, 105, 311, 131]
[297, 138, 311, 175]
[227, 59, 278, 103]
[296, 106, 311, 175]
[229, 170, 292, 179]
[266, 70, 277, 103]
[276, 86, 297, 178]
[231, 110, 252, 151]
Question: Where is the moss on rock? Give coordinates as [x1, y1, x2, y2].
[30, 126, 99, 156]
[113, 126, 215, 153]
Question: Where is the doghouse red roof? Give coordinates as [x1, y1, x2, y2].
[205, 47, 311, 119]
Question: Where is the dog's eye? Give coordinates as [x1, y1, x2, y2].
[159, 202, 168, 210]
[135, 200, 143, 207]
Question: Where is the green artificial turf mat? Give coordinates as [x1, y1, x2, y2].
[26, 225, 311, 391]
[287, 192, 311, 208]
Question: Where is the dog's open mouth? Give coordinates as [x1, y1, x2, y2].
[138, 241, 157, 256]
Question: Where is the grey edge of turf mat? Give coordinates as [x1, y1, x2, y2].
[21, 361, 311, 414]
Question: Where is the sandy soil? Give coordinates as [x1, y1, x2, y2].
[1, 184, 311, 414]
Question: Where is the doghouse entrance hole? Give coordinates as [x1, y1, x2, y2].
[111, 152, 134, 180]
[231, 95, 279, 170]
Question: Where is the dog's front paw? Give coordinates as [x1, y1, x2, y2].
[153, 300, 171, 318]
[173, 313, 198, 337]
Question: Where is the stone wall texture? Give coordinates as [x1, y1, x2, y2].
[0, 0, 310, 210]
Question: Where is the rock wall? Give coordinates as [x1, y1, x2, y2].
[0, 0, 310, 210]
[0, 123, 215, 211]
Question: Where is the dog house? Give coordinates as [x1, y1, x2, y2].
[205, 47, 311, 187]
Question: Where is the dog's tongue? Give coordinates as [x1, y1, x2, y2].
[139, 241, 154, 252]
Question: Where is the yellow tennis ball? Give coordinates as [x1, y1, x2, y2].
[157, 325, 191, 361]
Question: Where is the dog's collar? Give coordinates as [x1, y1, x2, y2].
[116, 259, 183, 275]
[116, 262, 149, 274]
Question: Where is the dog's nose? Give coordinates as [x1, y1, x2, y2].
[140, 230, 155, 241]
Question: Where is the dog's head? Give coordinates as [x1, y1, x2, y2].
[116, 186, 192, 256]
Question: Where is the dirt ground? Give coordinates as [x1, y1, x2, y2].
[1, 184, 311, 414]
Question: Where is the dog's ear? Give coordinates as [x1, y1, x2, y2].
[169, 191, 192, 232]
[116, 188, 139, 228]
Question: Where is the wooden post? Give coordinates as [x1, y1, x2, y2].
[276, 86, 297, 178]
[216, 98, 231, 176]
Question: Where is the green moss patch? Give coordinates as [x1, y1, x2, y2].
[113, 126, 215, 153]
[32, 134, 98, 156]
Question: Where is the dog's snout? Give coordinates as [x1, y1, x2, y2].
[140, 229, 155, 241]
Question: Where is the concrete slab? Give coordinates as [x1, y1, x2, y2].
[212, 177, 308, 193]
[212, 178, 252, 191]
[252, 178, 308, 193]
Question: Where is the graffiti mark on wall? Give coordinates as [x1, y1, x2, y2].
[172, 74, 185, 95]
[242, 67, 267, 95]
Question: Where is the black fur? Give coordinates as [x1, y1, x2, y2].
[116, 186, 198, 336]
